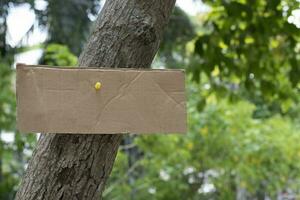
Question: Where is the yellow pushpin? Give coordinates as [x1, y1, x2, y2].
[94, 82, 102, 90]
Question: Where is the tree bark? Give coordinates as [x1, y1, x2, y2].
[15, 0, 176, 199]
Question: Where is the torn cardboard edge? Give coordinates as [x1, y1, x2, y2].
[16, 64, 187, 134]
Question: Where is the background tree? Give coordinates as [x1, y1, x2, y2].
[157, 6, 195, 69]
[35, 0, 101, 56]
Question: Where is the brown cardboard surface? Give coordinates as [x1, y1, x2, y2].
[16, 64, 186, 134]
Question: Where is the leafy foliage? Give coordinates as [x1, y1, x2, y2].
[0, 62, 15, 131]
[40, 44, 78, 66]
[0, 59, 17, 200]
[104, 81, 300, 199]
[191, 0, 300, 115]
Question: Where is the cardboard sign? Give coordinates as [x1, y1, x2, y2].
[16, 64, 186, 134]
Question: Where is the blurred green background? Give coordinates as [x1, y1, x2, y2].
[1, 0, 300, 199]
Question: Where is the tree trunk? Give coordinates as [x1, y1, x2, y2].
[15, 0, 176, 199]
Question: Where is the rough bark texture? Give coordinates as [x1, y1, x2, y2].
[15, 0, 176, 199]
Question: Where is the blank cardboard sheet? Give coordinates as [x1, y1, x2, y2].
[16, 64, 186, 134]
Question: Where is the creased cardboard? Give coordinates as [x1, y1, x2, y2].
[16, 64, 186, 134]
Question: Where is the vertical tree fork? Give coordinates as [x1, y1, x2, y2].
[15, 0, 176, 199]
